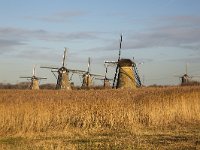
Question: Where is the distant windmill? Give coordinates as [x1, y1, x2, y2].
[20, 66, 47, 90]
[82, 57, 93, 87]
[105, 34, 141, 89]
[175, 63, 200, 85]
[73, 57, 104, 88]
[41, 48, 73, 90]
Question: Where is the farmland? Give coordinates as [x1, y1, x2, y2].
[0, 86, 200, 149]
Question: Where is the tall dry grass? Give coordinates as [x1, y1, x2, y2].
[0, 86, 200, 136]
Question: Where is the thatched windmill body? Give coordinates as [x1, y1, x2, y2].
[116, 59, 137, 89]
[82, 57, 93, 87]
[41, 48, 72, 90]
[180, 74, 190, 84]
[20, 66, 47, 90]
[105, 35, 141, 89]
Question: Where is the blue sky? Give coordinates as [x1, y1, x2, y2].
[0, 0, 200, 85]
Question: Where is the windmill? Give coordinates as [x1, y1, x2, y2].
[105, 34, 142, 89]
[20, 66, 47, 90]
[80, 57, 104, 88]
[175, 64, 200, 85]
[82, 57, 93, 87]
[41, 48, 73, 90]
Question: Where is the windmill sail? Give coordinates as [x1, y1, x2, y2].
[62, 48, 67, 67]
[133, 63, 142, 87]
[87, 57, 91, 73]
[33, 66, 36, 76]
[112, 34, 122, 88]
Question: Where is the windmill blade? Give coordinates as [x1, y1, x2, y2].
[133, 64, 142, 87]
[112, 35, 123, 88]
[40, 66, 59, 70]
[68, 69, 87, 74]
[104, 63, 111, 81]
[185, 63, 188, 75]
[20, 76, 32, 79]
[33, 65, 36, 76]
[104, 61, 118, 69]
[37, 77, 47, 80]
[105, 61, 117, 64]
[51, 70, 58, 80]
[90, 73, 104, 77]
[95, 77, 113, 81]
[51, 70, 58, 72]
[104, 64, 108, 79]
[88, 57, 91, 73]
[112, 65, 119, 88]
[104, 61, 118, 66]
[118, 34, 122, 61]
[62, 48, 67, 67]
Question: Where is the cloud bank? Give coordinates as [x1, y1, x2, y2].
[1, 15, 200, 60]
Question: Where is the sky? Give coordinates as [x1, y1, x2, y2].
[0, 0, 200, 86]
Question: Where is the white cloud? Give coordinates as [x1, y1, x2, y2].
[0, 27, 101, 41]
[0, 27, 102, 55]
[0, 39, 25, 54]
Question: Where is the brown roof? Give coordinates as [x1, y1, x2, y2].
[118, 59, 133, 67]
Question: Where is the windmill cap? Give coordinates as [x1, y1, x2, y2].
[118, 59, 133, 67]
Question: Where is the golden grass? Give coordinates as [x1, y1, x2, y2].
[0, 86, 200, 149]
[0, 86, 200, 137]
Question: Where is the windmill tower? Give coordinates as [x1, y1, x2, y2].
[20, 66, 47, 90]
[105, 34, 141, 89]
[116, 59, 137, 89]
[82, 57, 93, 87]
[41, 48, 71, 90]
[181, 75, 190, 85]
[81, 57, 104, 88]
[180, 64, 190, 84]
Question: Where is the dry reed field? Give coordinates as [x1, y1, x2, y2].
[0, 86, 200, 149]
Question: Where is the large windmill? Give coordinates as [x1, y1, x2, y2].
[41, 48, 73, 90]
[105, 34, 141, 89]
[20, 66, 47, 90]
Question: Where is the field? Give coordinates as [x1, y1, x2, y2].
[0, 86, 200, 149]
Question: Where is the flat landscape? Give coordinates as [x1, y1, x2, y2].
[0, 86, 200, 149]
